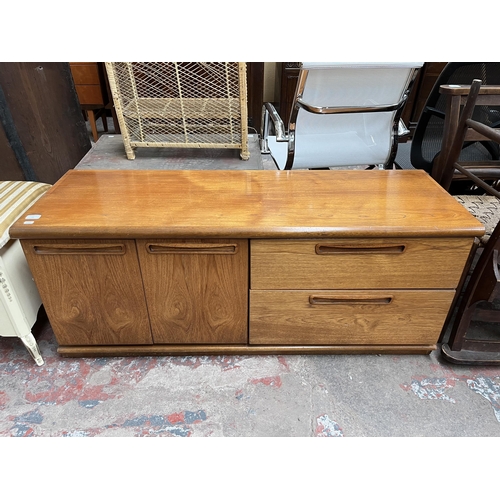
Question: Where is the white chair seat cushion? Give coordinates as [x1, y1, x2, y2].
[0, 181, 52, 249]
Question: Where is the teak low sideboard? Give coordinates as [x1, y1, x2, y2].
[10, 169, 484, 358]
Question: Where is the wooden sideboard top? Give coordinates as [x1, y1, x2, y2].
[10, 169, 484, 239]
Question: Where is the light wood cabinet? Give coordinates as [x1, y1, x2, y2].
[11, 169, 484, 358]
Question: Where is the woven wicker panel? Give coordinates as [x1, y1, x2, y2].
[105, 63, 249, 160]
[454, 194, 500, 244]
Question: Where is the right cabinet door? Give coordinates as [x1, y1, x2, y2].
[137, 239, 248, 344]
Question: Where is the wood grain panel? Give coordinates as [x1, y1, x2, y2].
[0, 120, 25, 180]
[249, 289, 455, 345]
[21, 239, 152, 346]
[251, 238, 475, 290]
[57, 344, 436, 357]
[0, 63, 91, 184]
[10, 170, 485, 240]
[74, 85, 105, 105]
[69, 63, 100, 85]
[137, 238, 248, 344]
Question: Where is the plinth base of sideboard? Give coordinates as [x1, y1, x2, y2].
[57, 343, 436, 357]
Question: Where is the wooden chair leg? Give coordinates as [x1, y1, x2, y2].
[110, 106, 121, 134]
[87, 109, 98, 143]
[101, 111, 108, 133]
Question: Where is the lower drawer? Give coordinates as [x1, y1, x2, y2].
[249, 289, 455, 345]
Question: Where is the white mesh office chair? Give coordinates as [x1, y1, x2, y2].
[261, 62, 423, 170]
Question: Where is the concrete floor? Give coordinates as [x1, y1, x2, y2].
[2, 122, 499, 441]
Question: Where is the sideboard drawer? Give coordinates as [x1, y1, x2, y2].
[251, 238, 473, 290]
[249, 289, 455, 345]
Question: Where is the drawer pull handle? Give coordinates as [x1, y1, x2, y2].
[315, 244, 406, 255]
[147, 243, 238, 254]
[33, 244, 126, 255]
[309, 295, 393, 305]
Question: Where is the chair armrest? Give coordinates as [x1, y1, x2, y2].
[296, 98, 402, 115]
[261, 102, 287, 141]
[260, 103, 288, 154]
[440, 84, 500, 96]
[398, 119, 410, 137]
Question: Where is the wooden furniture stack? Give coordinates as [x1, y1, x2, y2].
[10, 169, 484, 358]
[69, 62, 120, 142]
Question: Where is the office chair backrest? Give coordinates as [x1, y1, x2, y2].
[411, 62, 500, 174]
[288, 62, 422, 169]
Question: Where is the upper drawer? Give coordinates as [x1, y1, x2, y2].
[251, 238, 474, 290]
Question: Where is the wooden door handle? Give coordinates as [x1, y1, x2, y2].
[33, 244, 126, 255]
[315, 244, 406, 255]
[147, 243, 238, 254]
[308, 295, 393, 305]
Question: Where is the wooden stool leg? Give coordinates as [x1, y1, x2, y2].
[87, 109, 98, 143]
[110, 106, 121, 134]
[101, 111, 108, 133]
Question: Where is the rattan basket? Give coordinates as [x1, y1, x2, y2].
[105, 62, 249, 160]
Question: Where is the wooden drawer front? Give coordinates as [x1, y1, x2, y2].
[21, 239, 153, 346]
[75, 84, 105, 105]
[70, 63, 101, 85]
[137, 239, 248, 344]
[251, 238, 473, 290]
[249, 289, 455, 345]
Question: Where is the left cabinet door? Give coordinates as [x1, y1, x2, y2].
[21, 239, 153, 346]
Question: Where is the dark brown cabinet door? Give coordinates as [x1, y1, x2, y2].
[137, 238, 248, 344]
[0, 62, 91, 183]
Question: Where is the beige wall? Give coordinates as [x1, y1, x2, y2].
[263, 62, 278, 103]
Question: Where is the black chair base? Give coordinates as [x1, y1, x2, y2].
[441, 343, 500, 365]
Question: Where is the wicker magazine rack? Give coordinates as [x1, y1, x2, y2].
[104, 62, 249, 160]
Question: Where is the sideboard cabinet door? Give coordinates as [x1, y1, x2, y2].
[137, 239, 248, 344]
[21, 239, 153, 346]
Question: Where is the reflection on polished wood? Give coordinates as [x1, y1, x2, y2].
[11, 169, 484, 240]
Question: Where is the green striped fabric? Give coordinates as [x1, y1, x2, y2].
[0, 181, 52, 249]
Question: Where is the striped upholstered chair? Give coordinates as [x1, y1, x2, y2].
[0, 181, 51, 365]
